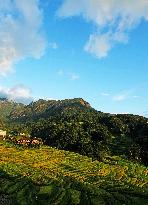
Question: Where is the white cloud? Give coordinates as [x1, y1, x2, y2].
[101, 92, 110, 96]
[49, 42, 58, 49]
[58, 0, 148, 58]
[0, 85, 33, 104]
[112, 90, 139, 102]
[85, 33, 113, 58]
[33, 96, 57, 101]
[84, 32, 128, 58]
[0, 0, 46, 75]
[57, 69, 64, 76]
[132, 95, 139, 98]
[69, 73, 80, 80]
[113, 93, 129, 102]
[57, 69, 80, 80]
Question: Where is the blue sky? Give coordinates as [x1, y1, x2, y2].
[0, 0, 148, 116]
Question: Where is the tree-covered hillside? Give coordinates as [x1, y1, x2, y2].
[9, 98, 94, 122]
[1, 98, 148, 166]
[0, 98, 24, 121]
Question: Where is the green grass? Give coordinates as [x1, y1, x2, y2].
[0, 140, 148, 205]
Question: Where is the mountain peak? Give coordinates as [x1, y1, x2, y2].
[72, 98, 91, 108]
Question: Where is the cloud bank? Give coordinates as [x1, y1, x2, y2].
[100, 89, 139, 102]
[0, 0, 46, 75]
[0, 85, 33, 104]
[58, 0, 148, 58]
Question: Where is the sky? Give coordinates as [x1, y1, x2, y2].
[0, 0, 148, 117]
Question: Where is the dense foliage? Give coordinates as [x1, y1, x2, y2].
[29, 113, 148, 165]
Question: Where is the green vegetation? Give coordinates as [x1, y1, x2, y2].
[1, 97, 147, 166]
[0, 97, 148, 204]
[0, 140, 148, 205]
[27, 107, 148, 165]
[0, 99, 24, 121]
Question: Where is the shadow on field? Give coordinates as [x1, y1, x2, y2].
[0, 169, 148, 205]
[0, 169, 39, 205]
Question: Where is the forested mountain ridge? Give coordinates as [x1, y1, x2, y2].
[1, 97, 148, 166]
[8, 98, 95, 122]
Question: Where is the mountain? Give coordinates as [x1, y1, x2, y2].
[8, 98, 96, 122]
[1, 97, 147, 166]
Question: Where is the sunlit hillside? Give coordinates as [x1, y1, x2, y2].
[0, 140, 148, 205]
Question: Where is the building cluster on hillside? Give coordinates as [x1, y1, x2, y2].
[0, 130, 6, 138]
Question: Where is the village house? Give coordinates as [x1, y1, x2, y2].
[0, 130, 6, 139]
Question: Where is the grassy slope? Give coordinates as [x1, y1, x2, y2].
[0, 140, 148, 205]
